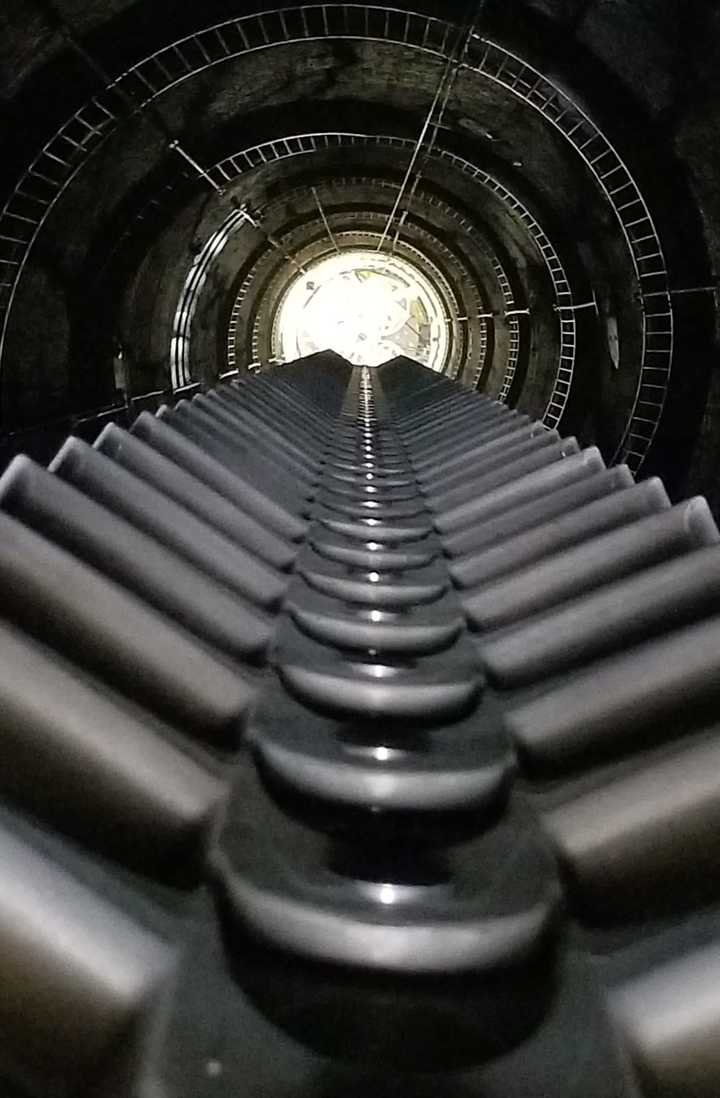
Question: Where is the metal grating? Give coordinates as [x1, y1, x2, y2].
[0, 6, 666, 467]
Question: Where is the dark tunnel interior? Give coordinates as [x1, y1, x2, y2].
[1, 0, 719, 502]
[1, 4, 720, 1098]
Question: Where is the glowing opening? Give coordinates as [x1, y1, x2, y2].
[273, 249, 449, 369]
[378, 883, 396, 904]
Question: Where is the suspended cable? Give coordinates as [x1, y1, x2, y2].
[312, 187, 341, 254]
[377, 1, 485, 253]
[169, 142, 224, 195]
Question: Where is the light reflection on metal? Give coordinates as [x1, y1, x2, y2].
[312, 187, 341, 254]
[606, 314, 620, 370]
[647, 285, 719, 298]
[169, 208, 248, 388]
[171, 204, 307, 387]
[168, 141, 224, 194]
[554, 294, 599, 315]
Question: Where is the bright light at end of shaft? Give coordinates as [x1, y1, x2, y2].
[273, 249, 449, 368]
